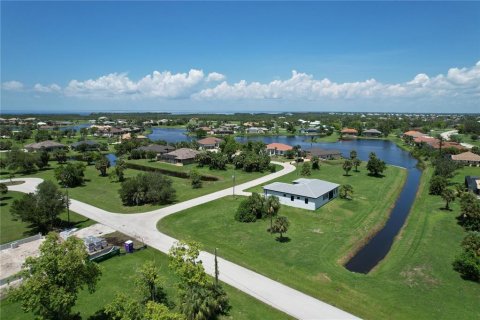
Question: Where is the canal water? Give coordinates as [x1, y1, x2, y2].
[236, 136, 421, 273]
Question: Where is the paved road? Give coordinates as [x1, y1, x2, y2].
[3, 162, 359, 319]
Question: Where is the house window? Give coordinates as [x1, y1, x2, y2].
[297, 196, 300, 200]
[323, 194, 328, 200]
[291, 195, 294, 201]
[305, 198, 309, 204]
[283, 194, 286, 197]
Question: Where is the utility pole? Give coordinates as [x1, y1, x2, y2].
[65, 184, 70, 224]
[232, 166, 236, 198]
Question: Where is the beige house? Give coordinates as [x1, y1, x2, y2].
[451, 152, 480, 166]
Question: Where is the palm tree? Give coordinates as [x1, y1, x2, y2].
[343, 160, 353, 176]
[352, 158, 361, 172]
[350, 150, 357, 160]
[272, 216, 290, 241]
[265, 196, 281, 233]
[441, 188, 455, 210]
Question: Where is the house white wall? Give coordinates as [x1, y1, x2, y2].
[264, 188, 338, 211]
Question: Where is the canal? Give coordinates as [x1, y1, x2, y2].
[236, 136, 421, 274]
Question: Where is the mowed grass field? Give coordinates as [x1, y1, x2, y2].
[0, 246, 292, 320]
[0, 160, 277, 214]
[158, 162, 480, 319]
[0, 190, 96, 244]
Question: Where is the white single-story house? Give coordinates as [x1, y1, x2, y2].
[263, 178, 340, 210]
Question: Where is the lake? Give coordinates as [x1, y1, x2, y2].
[148, 127, 193, 143]
[236, 136, 421, 273]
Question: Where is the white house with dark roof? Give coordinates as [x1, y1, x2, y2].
[262, 178, 340, 210]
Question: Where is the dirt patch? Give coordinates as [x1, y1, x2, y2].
[312, 228, 324, 234]
[310, 272, 332, 283]
[73, 223, 115, 239]
[103, 231, 144, 248]
[0, 238, 44, 279]
[400, 265, 440, 288]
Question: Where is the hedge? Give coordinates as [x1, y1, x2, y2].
[125, 162, 219, 181]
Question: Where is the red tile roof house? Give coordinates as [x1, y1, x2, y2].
[197, 137, 224, 150]
[266, 143, 293, 156]
[340, 128, 358, 138]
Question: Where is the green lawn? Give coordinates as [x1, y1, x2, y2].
[0, 245, 292, 320]
[0, 160, 278, 214]
[0, 190, 96, 244]
[158, 162, 480, 319]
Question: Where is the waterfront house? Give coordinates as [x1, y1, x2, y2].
[247, 127, 267, 134]
[197, 137, 224, 150]
[136, 144, 176, 157]
[341, 128, 358, 138]
[452, 152, 480, 166]
[263, 178, 340, 210]
[363, 129, 382, 137]
[266, 143, 293, 156]
[307, 148, 342, 160]
[25, 140, 67, 152]
[161, 148, 199, 165]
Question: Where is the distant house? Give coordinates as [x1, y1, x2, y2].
[161, 148, 199, 165]
[403, 130, 426, 137]
[341, 128, 358, 137]
[136, 144, 176, 156]
[266, 143, 293, 156]
[25, 140, 67, 152]
[452, 152, 480, 166]
[263, 178, 340, 211]
[299, 128, 318, 134]
[363, 129, 382, 137]
[247, 127, 267, 134]
[465, 176, 480, 195]
[307, 148, 342, 160]
[197, 137, 224, 150]
[71, 140, 100, 151]
[213, 127, 235, 134]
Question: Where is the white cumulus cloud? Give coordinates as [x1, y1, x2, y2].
[34, 83, 62, 93]
[2, 80, 24, 91]
[194, 61, 480, 101]
[206, 72, 226, 82]
[63, 69, 215, 99]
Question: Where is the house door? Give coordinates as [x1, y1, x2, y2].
[328, 190, 334, 200]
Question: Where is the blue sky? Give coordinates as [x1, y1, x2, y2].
[1, 1, 479, 113]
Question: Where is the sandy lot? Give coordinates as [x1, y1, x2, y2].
[0, 223, 116, 280]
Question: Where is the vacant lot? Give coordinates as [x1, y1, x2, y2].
[0, 245, 292, 320]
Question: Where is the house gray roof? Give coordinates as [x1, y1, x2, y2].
[263, 178, 340, 198]
[308, 148, 342, 157]
[137, 144, 176, 153]
[25, 140, 66, 150]
[165, 148, 199, 160]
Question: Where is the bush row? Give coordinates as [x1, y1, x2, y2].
[125, 162, 219, 181]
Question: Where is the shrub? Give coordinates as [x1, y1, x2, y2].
[429, 175, 448, 195]
[119, 173, 176, 206]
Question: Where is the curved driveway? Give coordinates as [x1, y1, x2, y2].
[3, 162, 359, 320]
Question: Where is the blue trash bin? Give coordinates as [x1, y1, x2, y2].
[124, 240, 134, 253]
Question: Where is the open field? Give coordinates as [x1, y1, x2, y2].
[0, 244, 292, 320]
[158, 162, 480, 319]
[0, 190, 96, 244]
[0, 160, 278, 214]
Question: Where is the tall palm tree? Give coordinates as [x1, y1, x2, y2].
[265, 196, 281, 233]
